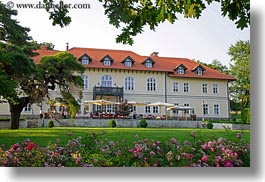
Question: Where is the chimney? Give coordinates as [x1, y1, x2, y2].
[66, 42, 69, 51]
[151, 52, 159, 57]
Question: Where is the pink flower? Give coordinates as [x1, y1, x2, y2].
[12, 143, 19, 150]
[150, 151, 155, 156]
[201, 156, 208, 162]
[223, 160, 234, 167]
[171, 138, 177, 144]
[236, 132, 242, 139]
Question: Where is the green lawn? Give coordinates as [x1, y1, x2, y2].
[0, 127, 250, 148]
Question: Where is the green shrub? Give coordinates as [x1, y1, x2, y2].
[109, 119, 116, 127]
[139, 119, 148, 128]
[241, 108, 250, 124]
[47, 120, 54, 128]
[206, 122, 213, 129]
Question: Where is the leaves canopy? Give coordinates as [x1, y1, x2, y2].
[228, 40, 250, 109]
[43, 0, 250, 45]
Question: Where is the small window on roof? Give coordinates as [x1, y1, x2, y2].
[193, 65, 205, 75]
[177, 67, 185, 74]
[101, 55, 113, 66]
[145, 60, 153, 68]
[124, 59, 132, 67]
[103, 59, 111, 66]
[81, 57, 89, 65]
[196, 67, 203, 75]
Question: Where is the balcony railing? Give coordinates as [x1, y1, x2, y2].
[93, 86, 123, 97]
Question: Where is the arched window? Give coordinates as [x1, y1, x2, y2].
[82, 74, 89, 89]
[125, 76, 134, 91]
[101, 75, 112, 87]
[147, 77, 156, 91]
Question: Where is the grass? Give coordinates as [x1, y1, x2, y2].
[0, 127, 250, 148]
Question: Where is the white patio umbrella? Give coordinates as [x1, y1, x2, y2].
[148, 101, 174, 117]
[84, 99, 115, 106]
[127, 101, 148, 106]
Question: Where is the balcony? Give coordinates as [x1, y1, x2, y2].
[93, 86, 124, 98]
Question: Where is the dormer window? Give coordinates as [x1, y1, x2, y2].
[196, 67, 203, 75]
[175, 64, 187, 74]
[103, 59, 111, 66]
[122, 56, 135, 67]
[81, 57, 89, 65]
[142, 57, 155, 68]
[192, 64, 206, 75]
[177, 67, 185, 74]
[145, 60, 153, 68]
[124, 61, 132, 67]
[101, 55, 113, 66]
[79, 54, 92, 65]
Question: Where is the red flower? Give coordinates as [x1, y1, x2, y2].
[201, 156, 208, 163]
[25, 142, 37, 150]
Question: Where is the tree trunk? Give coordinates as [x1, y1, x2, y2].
[9, 97, 30, 129]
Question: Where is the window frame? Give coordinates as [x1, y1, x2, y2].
[125, 76, 134, 91]
[147, 77, 156, 91]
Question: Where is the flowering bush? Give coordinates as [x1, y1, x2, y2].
[0, 131, 250, 167]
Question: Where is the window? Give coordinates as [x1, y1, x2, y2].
[173, 82, 179, 92]
[184, 83, 189, 93]
[214, 104, 220, 115]
[23, 103, 32, 112]
[81, 57, 89, 65]
[82, 75, 89, 89]
[196, 67, 203, 75]
[103, 59, 111, 66]
[202, 83, 208, 93]
[124, 59, 132, 67]
[101, 75, 112, 87]
[145, 106, 151, 113]
[177, 67, 185, 74]
[213, 84, 219, 94]
[145, 60, 153, 68]
[203, 104, 209, 115]
[184, 103, 190, 114]
[147, 77, 156, 91]
[125, 76, 134, 91]
[153, 106, 159, 113]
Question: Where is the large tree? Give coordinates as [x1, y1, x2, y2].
[43, 0, 250, 45]
[228, 40, 250, 110]
[0, 2, 84, 129]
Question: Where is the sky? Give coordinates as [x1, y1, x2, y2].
[4, 0, 250, 67]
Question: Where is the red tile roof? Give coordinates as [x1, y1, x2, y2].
[32, 47, 235, 81]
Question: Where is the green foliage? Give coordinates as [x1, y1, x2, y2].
[200, 59, 229, 75]
[42, 0, 250, 45]
[241, 108, 250, 124]
[139, 119, 148, 128]
[61, 92, 80, 120]
[109, 119, 117, 128]
[229, 40, 250, 110]
[47, 120, 54, 128]
[206, 122, 213, 129]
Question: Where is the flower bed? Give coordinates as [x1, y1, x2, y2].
[0, 131, 250, 167]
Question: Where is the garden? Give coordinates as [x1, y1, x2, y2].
[0, 127, 250, 167]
